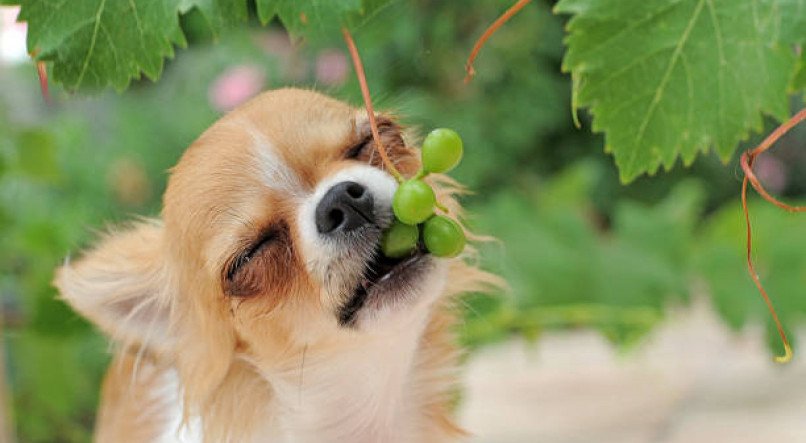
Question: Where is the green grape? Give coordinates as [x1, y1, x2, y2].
[393, 179, 436, 225]
[421, 128, 463, 174]
[380, 221, 419, 258]
[423, 215, 466, 258]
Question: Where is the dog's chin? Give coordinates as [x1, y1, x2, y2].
[337, 245, 443, 329]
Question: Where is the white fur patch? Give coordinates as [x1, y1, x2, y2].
[263, 313, 432, 443]
[156, 371, 203, 443]
[247, 126, 303, 195]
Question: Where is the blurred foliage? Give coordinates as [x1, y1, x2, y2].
[463, 163, 702, 350]
[0, 0, 804, 441]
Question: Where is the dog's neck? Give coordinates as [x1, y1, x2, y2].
[261, 316, 429, 443]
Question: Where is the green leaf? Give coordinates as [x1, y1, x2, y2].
[18, 0, 393, 91]
[774, 0, 806, 46]
[179, 0, 247, 36]
[257, 0, 358, 31]
[256, 0, 393, 39]
[794, 54, 806, 91]
[776, 0, 806, 91]
[555, 0, 800, 182]
[20, 0, 186, 91]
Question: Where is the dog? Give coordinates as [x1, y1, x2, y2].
[55, 88, 499, 442]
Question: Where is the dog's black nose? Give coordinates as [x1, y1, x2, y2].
[315, 181, 375, 234]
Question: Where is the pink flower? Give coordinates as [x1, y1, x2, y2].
[208, 65, 266, 112]
[315, 49, 348, 86]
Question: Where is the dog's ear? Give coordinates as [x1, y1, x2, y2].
[55, 220, 173, 351]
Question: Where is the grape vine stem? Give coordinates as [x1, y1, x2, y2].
[30, 49, 51, 104]
[36, 62, 50, 104]
[740, 107, 806, 364]
[342, 28, 404, 183]
[464, 0, 532, 84]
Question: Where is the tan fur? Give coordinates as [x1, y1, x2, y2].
[55, 89, 500, 442]
[95, 353, 165, 442]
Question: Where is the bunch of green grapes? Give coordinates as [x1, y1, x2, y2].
[381, 128, 466, 258]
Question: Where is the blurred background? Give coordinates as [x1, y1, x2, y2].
[1, 1, 805, 442]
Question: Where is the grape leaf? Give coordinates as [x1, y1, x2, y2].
[555, 0, 801, 182]
[179, 0, 247, 36]
[775, 0, 806, 91]
[256, 0, 393, 39]
[19, 0, 186, 91]
[18, 0, 392, 91]
[795, 54, 806, 91]
[774, 0, 806, 45]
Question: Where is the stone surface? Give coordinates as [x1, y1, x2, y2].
[460, 298, 806, 443]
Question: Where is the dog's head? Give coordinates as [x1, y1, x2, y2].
[161, 88, 449, 339]
[55, 89, 482, 416]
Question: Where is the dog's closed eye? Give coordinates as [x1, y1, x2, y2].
[226, 229, 279, 281]
[343, 135, 372, 160]
[223, 223, 294, 298]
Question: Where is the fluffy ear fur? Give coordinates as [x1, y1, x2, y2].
[54, 219, 174, 353]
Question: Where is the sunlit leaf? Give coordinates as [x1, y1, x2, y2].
[20, 0, 186, 91]
[180, 0, 247, 36]
[256, 0, 393, 38]
[555, 0, 802, 182]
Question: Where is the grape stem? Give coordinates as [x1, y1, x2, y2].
[342, 28, 404, 183]
[30, 49, 51, 104]
[36, 62, 50, 104]
[411, 170, 449, 213]
[435, 201, 450, 214]
[740, 107, 806, 364]
[464, 0, 532, 84]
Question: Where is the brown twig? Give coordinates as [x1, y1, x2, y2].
[30, 48, 51, 104]
[464, 0, 532, 84]
[739, 108, 806, 363]
[341, 28, 404, 183]
[36, 61, 50, 104]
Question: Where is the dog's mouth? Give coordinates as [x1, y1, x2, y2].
[338, 243, 429, 326]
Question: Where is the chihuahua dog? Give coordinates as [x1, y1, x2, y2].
[55, 88, 498, 442]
